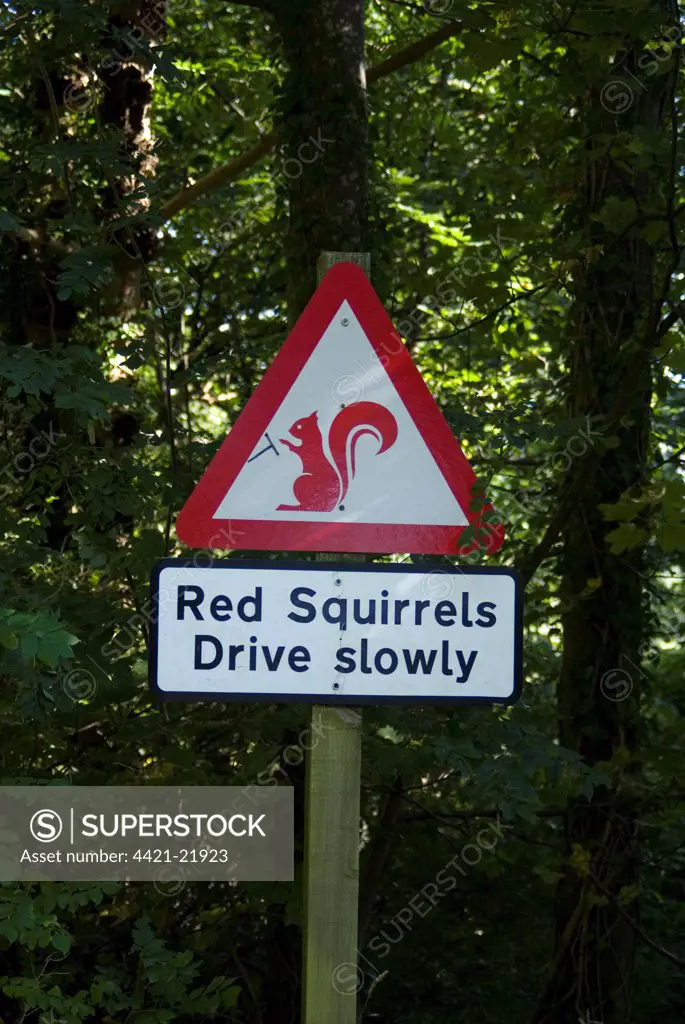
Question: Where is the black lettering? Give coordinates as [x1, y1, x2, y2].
[288, 587, 317, 623]
[228, 644, 244, 670]
[380, 590, 389, 625]
[360, 638, 372, 674]
[441, 640, 453, 676]
[353, 598, 375, 625]
[403, 648, 437, 674]
[334, 647, 356, 673]
[375, 648, 398, 675]
[394, 600, 410, 625]
[194, 635, 222, 669]
[248, 635, 258, 670]
[210, 594, 232, 621]
[238, 588, 262, 622]
[455, 650, 477, 682]
[288, 646, 311, 672]
[262, 645, 285, 671]
[461, 592, 473, 627]
[322, 597, 347, 631]
[475, 601, 497, 627]
[414, 600, 430, 625]
[435, 600, 457, 626]
[178, 585, 204, 621]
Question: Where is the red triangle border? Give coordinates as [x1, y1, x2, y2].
[176, 262, 504, 556]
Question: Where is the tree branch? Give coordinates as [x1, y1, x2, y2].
[159, 125, 285, 222]
[516, 500, 569, 586]
[589, 870, 685, 969]
[653, 443, 685, 469]
[366, 19, 463, 82]
[436, 281, 552, 339]
[159, 20, 464, 223]
[400, 807, 569, 821]
[657, 298, 685, 339]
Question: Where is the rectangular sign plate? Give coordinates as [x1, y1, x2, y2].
[149, 560, 522, 705]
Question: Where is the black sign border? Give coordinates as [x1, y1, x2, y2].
[148, 559, 523, 706]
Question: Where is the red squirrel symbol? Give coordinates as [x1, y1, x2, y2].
[277, 401, 398, 512]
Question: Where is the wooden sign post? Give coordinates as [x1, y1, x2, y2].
[302, 701, 362, 1022]
[302, 251, 370, 1024]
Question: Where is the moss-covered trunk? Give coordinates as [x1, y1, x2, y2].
[534, 4, 678, 1022]
[273, 0, 368, 323]
[2, 2, 162, 550]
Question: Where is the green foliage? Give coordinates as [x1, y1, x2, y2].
[0, 0, 683, 1021]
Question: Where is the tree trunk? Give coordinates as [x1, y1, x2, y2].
[533, 5, 678, 1023]
[99, 0, 163, 310]
[260, 1, 368, 1019]
[3, 4, 163, 550]
[273, 0, 368, 323]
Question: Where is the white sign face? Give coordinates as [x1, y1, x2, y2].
[150, 562, 522, 705]
[212, 302, 468, 527]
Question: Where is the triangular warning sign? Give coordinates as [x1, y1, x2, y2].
[176, 262, 504, 555]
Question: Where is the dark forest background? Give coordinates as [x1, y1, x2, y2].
[1, 0, 684, 1022]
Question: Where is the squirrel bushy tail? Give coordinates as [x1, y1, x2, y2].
[328, 401, 398, 503]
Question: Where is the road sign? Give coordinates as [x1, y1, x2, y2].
[149, 561, 522, 704]
[176, 262, 503, 555]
